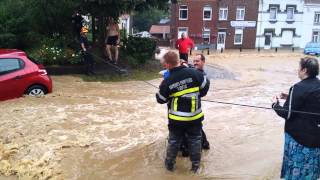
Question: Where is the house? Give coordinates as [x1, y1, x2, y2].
[149, 25, 170, 39]
[119, 14, 132, 36]
[159, 18, 170, 25]
[301, 0, 320, 48]
[170, 0, 259, 50]
[170, 0, 219, 49]
[255, 0, 304, 49]
[217, 0, 259, 50]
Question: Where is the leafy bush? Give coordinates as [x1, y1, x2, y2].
[122, 36, 157, 67]
[30, 37, 82, 65]
[119, 29, 128, 46]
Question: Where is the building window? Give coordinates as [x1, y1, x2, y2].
[236, 7, 245, 20]
[312, 31, 320, 42]
[234, 29, 243, 45]
[219, 8, 228, 20]
[203, 6, 212, 20]
[178, 27, 188, 38]
[179, 5, 188, 20]
[270, 7, 277, 20]
[287, 7, 294, 20]
[314, 12, 320, 24]
[218, 32, 226, 44]
[281, 30, 294, 45]
[202, 28, 210, 44]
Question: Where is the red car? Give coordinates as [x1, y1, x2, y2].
[0, 49, 52, 101]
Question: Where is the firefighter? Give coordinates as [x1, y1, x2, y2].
[156, 51, 209, 173]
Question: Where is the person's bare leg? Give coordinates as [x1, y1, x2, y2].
[106, 45, 112, 61]
[104, 45, 108, 59]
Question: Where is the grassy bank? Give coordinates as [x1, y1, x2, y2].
[77, 60, 162, 82]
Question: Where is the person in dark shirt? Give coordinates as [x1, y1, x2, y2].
[272, 57, 320, 180]
[79, 27, 95, 75]
[180, 54, 211, 157]
[72, 11, 84, 40]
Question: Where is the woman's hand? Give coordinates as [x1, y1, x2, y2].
[271, 96, 279, 104]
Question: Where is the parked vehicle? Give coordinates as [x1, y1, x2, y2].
[304, 42, 320, 55]
[133, 31, 151, 38]
[0, 49, 52, 101]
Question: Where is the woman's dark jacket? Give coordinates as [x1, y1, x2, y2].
[273, 77, 320, 148]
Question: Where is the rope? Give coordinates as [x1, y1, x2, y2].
[201, 99, 320, 116]
[144, 80, 159, 89]
[144, 81, 320, 117]
[89, 52, 128, 73]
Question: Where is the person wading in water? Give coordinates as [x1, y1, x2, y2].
[156, 51, 209, 173]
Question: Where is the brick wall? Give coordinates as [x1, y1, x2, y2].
[217, 0, 259, 49]
[171, 0, 259, 49]
[171, 0, 218, 47]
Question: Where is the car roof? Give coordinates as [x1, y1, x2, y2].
[136, 31, 149, 34]
[0, 49, 27, 58]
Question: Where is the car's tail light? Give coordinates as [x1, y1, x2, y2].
[38, 69, 48, 75]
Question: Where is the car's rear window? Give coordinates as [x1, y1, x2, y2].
[307, 43, 320, 48]
[0, 58, 24, 75]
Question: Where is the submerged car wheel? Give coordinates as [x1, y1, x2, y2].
[26, 85, 46, 96]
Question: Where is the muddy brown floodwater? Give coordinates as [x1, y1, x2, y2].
[0, 52, 305, 180]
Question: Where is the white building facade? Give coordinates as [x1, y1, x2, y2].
[301, 0, 320, 48]
[256, 0, 304, 49]
[119, 14, 132, 36]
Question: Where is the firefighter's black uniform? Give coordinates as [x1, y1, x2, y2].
[180, 68, 211, 157]
[156, 65, 209, 172]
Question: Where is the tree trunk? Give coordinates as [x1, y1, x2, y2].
[92, 15, 96, 45]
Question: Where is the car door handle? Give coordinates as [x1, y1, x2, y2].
[13, 76, 22, 80]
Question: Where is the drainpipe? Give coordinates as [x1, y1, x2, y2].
[258, 0, 263, 50]
[170, 1, 177, 48]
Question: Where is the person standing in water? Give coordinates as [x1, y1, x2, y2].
[180, 54, 211, 157]
[156, 51, 209, 173]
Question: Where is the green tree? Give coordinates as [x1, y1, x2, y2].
[81, 0, 171, 45]
[0, 0, 80, 48]
[0, 0, 174, 49]
[0, 0, 31, 48]
[27, 0, 80, 37]
[133, 7, 168, 32]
